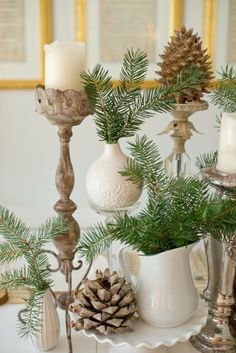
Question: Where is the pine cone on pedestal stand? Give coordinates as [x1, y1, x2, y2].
[157, 26, 213, 103]
[70, 269, 138, 335]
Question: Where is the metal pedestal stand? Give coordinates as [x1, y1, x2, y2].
[159, 101, 208, 178]
[191, 166, 236, 352]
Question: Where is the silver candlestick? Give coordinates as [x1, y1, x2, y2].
[191, 166, 236, 352]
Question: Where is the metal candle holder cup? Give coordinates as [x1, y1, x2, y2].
[191, 166, 236, 353]
[34, 85, 93, 353]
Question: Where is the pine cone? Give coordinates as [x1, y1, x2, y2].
[70, 269, 138, 335]
[156, 26, 213, 103]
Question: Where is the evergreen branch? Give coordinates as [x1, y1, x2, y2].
[195, 151, 218, 170]
[17, 290, 44, 338]
[77, 223, 113, 263]
[0, 207, 67, 338]
[0, 241, 23, 264]
[219, 64, 236, 81]
[121, 136, 166, 198]
[161, 65, 210, 102]
[33, 216, 68, 247]
[0, 206, 31, 248]
[211, 85, 236, 112]
[119, 48, 149, 89]
[82, 50, 208, 143]
[81, 64, 115, 142]
[76, 139, 236, 262]
[211, 65, 236, 112]
[202, 198, 236, 240]
[120, 158, 143, 189]
[0, 267, 31, 289]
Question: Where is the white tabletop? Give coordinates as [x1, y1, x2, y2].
[0, 304, 201, 353]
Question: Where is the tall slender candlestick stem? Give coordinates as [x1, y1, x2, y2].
[53, 125, 80, 276]
[35, 85, 93, 353]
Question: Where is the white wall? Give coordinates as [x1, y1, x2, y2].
[0, 0, 220, 228]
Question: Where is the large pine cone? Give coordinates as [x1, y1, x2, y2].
[70, 269, 138, 335]
[156, 26, 213, 103]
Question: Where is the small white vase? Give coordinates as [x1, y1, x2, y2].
[34, 289, 60, 351]
[86, 142, 142, 210]
[119, 243, 199, 328]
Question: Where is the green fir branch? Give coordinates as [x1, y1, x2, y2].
[17, 290, 44, 338]
[121, 135, 166, 198]
[0, 241, 23, 264]
[77, 223, 114, 263]
[82, 49, 209, 143]
[76, 137, 236, 261]
[219, 64, 236, 81]
[195, 151, 218, 170]
[119, 48, 149, 90]
[0, 267, 31, 289]
[211, 65, 236, 112]
[0, 206, 67, 338]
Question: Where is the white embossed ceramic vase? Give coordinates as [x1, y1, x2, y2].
[86, 142, 142, 210]
[34, 289, 60, 351]
[119, 243, 199, 328]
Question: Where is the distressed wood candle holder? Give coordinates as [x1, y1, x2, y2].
[190, 166, 236, 353]
[35, 85, 93, 353]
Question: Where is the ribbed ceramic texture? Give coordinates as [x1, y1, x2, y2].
[83, 300, 207, 349]
[34, 290, 60, 351]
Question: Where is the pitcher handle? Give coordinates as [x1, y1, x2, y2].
[118, 245, 136, 292]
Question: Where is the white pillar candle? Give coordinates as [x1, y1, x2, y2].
[44, 41, 85, 91]
[217, 112, 236, 173]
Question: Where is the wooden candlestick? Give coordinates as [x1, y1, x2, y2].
[35, 85, 93, 353]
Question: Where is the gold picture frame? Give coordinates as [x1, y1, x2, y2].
[202, 0, 217, 71]
[0, 0, 52, 89]
[75, 0, 184, 88]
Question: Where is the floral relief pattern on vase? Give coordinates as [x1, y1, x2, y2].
[86, 142, 142, 210]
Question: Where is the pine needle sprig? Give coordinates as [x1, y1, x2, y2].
[219, 64, 236, 81]
[77, 137, 236, 262]
[81, 64, 115, 142]
[120, 135, 166, 198]
[195, 151, 218, 170]
[82, 49, 209, 144]
[77, 222, 114, 263]
[17, 290, 45, 338]
[211, 65, 236, 112]
[0, 241, 23, 264]
[0, 206, 68, 338]
[0, 267, 32, 289]
[119, 48, 149, 90]
[211, 85, 236, 112]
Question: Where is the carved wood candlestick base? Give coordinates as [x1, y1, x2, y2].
[35, 85, 93, 353]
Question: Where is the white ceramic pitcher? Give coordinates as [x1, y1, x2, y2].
[119, 243, 199, 328]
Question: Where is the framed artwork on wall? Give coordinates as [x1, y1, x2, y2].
[75, 0, 184, 87]
[214, 0, 236, 75]
[0, 0, 52, 89]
